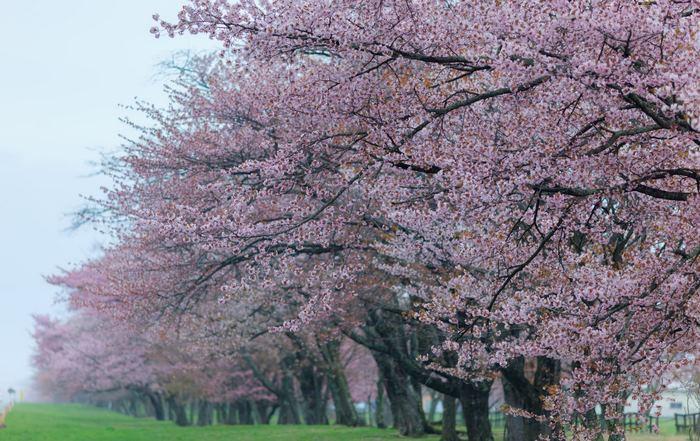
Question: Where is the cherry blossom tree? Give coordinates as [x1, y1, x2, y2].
[145, 1, 699, 439]
[38, 1, 700, 440]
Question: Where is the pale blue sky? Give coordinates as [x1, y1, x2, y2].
[0, 1, 214, 398]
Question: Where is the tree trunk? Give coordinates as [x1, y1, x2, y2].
[126, 397, 137, 416]
[583, 408, 605, 441]
[216, 403, 227, 425]
[197, 401, 213, 426]
[189, 400, 197, 424]
[603, 403, 626, 441]
[503, 372, 527, 441]
[297, 361, 328, 425]
[428, 391, 440, 423]
[145, 391, 165, 421]
[256, 402, 272, 424]
[278, 358, 302, 425]
[412, 377, 438, 434]
[278, 396, 301, 424]
[362, 306, 429, 437]
[459, 381, 494, 441]
[224, 403, 238, 424]
[167, 396, 191, 427]
[534, 357, 563, 439]
[441, 394, 460, 441]
[376, 372, 386, 429]
[238, 401, 254, 424]
[373, 351, 425, 436]
[502, 357, 562, 441]
[320, 340, 360, 426]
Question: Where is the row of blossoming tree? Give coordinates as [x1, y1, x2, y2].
[32, 1, 700, 440]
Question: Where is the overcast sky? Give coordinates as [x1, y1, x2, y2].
[0, 1, 215, 398]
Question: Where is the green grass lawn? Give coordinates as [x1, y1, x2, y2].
[624, 417, 686, 441]
[0, 403, 689, 440]
[0, 403, 435, 440]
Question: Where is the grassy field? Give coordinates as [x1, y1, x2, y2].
[624, 417, 686, 441]
[0, 403, 689, 440]
[0, 403, 433, 440]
